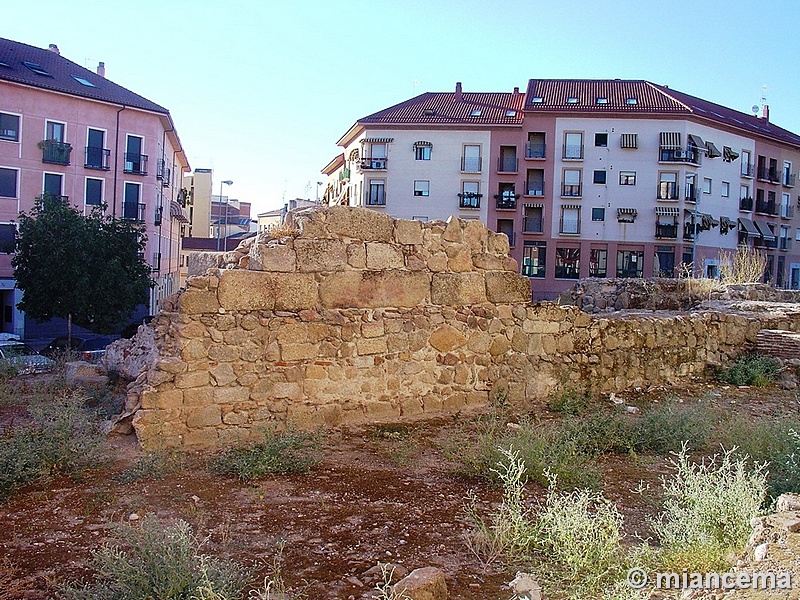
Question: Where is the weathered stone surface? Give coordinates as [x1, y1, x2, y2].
[249, 243, 296, 272]
[325, 205, 394, 241]
[485, 271, 531, 303]
[429, 325, 467, 352]
[393, 567, 447, 600]
[319, 271, 429, 308]
[295, 238, 347, 272]
[395, 219, 424, 245]
[187, 251, 223, 277]
[178, 289, 220, 314]
[366, 242, 405, 270]
[431, 273, 487, 305]
[217, 270, 317, 311]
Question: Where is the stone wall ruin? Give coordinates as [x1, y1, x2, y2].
[125, 207, 800, 450]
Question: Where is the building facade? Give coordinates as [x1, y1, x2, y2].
[0, 38, 190, 338]
[324, 80, 800, 299]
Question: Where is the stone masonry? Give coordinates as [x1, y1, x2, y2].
[127, 207, 800, 450]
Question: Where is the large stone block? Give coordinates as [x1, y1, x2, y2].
[295, 238, 347, 272]
[393, 567, 448, 600]
[366, 242, 404, 269]
[178, 289, 220, 315]
[394, 218, 424, 245]
[325, 206, 394, 242]
[249, 243, 297, 272]
[431, 272, 487, 305]
[485, 271, 532, 303]
[319, 271, 430, 308]
[429, 324, 467, 352]
[187, 252, 223, 277]
[217, 270, 317, 311]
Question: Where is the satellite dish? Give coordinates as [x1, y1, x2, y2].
[752, 105, 760, 114]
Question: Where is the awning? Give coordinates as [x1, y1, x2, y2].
[523, 202, 544, 208]
[755, 220, 776, 241]
[738, 217, 760, 236]
[719, 216, 735, 234]
[660, 132, 681, 149]
[562, 204, 581, 210]
[655, 206, 680, 216]
[723, 146, 739, 161]
[687, 210, 718, 230]
[706, 141, 722, 158]
[617, 208, 637, 222]
[361, 137, 394, 144]
[688, 134, 705, 149]
[620, 133, 638, 149]
[170, 200, 189, 223]
[413, 140, 433, 147]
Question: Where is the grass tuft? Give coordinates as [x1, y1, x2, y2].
[210, 428, 320, 481]
[718, 353, 780, 387]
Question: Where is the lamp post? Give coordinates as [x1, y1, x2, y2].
[316, 181, 323, 203]
[216, 180, 233, 251]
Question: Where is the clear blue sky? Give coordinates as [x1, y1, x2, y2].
[5, 0, 800, 215]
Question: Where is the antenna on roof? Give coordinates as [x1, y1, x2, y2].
[761, 84, 767, 106]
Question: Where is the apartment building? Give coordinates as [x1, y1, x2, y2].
[324, 80, 800, 299]
[0, 37, 190, 338]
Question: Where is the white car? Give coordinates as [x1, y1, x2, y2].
[0, 340, 56, 374]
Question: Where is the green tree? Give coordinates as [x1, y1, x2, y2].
[12, 194, 152, 335]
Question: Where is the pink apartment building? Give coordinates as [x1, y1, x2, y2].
[324, 80, 800, 299]
[0, 38, 189, 339]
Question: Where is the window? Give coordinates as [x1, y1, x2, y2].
[619, 171, 636, 185]
[596, 98, 608, 105]
[0, 113, 20, 142]
[523, 205, 543, 232]
[560, 206, 580, 234]
[45, 120, 65, 142]
[43, 173, 63, 197]
[563, 132, 583, 159]
[721, 181, 730, 197]
[85, 178, 103, 206]
[626, 98, 638, 105]
[0, 223, 15, 254]
[414, 146, 431, 160]
[562, 169, 581, 196]
[414, 180, 430, 197]
[0, 168, 17, 198]
[125, 135, 147, 174]
[367, 179, 385, 206]
[594, 133, 608, 147]
[123, 182, 142, 219]
[592, 207, 605, 221]
[658, 172, 678, 200]
[496, 219, 515, 247]
[470, 109, 482, 117]
[589, 249, 608, 277]
[566, 97, 578, 104]
[522, 241, 546, 277]
[555, 248, 580, 279]
[784, 161, 793, 185]
[499, 146, 518, 172]
[593, 170, 607, 184]
[462, 144, 481, 172]
[703, 177, 712, 194]
[531, 97, 544, 104]
[23, 61, 51, 77]
[616, 250, 644, 278]
[526, 169, 544, 196]
[620, 133, 638, 149]
[505, 109, 517, 117]
[782, 192, 792, 218]
[654, 247, 675, 277]
[71, 75, 95, 87]
[741, 149, 752, 176]
[86, 128, 108, 169]
[460, 181, 480, 209]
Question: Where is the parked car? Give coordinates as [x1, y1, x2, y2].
[0, 340, 56, 374]
[41, 336, 112, 363]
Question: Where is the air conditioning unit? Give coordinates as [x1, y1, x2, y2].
[673, 149, 684, 159]
[371, 158, 386, 169]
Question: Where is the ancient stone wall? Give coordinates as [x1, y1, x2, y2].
[127, 207, 800, 450]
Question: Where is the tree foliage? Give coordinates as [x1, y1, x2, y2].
[12, 194, 152, 333]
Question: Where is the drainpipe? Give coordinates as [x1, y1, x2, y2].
[112, 105, 126, 217]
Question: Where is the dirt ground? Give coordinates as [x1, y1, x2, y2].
[1, 380, 799, 599]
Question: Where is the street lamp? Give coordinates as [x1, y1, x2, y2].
[316, 181, 323, 203]
[216, 179, 233, 251]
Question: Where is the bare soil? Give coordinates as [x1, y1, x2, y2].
[1, 380, 799, 599]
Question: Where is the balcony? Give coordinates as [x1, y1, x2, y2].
[739, 196, 754, 211]
[523, 217, 543, 233]
[754, 236, 778, 250]
[497, 157, 518, 173]
[365, 192, 386, 206]
[124, 152, 148, 175]
[657, 182, 679, 201]
[122, 202, 146, 222]
[157, 159, 171, 187]
[784, 173, 796, 187]
[562, 145, 584, 160]
[781, 237, 793, 251]
[526, 185, 545, 197]
[525, 143, 546, 159]
[84, 146, 110, 170]
[40, 140, 72, 165]
[782, 204, 795, 219]
[360, 157, 387, 170]
[659, 147, 700, 165]
[685, 186, 700, 203]
[458, 193, 481, 209]
[338, 168, 351, 181]
[757, 166, 781, 183]
[755, 199, 778, 215]
[741, 162, 754, 177]
[561, 184, 582, 197]
[461, 156, 481, 173]
[683, 223, 696, 241]
[494, 195, 517, 210]
[154, 205, 163, 226]
[655, 223, 678, 239]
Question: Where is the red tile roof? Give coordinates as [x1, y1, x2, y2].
[0, 37, 169, 114]
[358, 90, 525, 126]
[524, 79, 685, 112]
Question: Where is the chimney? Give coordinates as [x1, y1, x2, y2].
[761, 104, 770, 122]
[97, 61, 105, 78]
[454, 81, 462, 102]
[513, 87, 520, 94]
[48, 44, 60, 55]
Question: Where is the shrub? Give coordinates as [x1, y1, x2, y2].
[0, 391, 106, 501]
[58, 514, 249, 599]
[118, 451, 185, 484]
[547, 382, 590, 416]
[210, 428, 319, 481]
[719, 246, 768, 284]
[717, 353, 780, 387]
[652, 444, 767, 572]
[623, 400, 716, 455]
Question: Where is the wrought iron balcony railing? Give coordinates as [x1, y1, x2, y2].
[122, 202, 146, 221]
[40, 140, 72, 165]
[85, 146, 110, 170]
[124, 153, 148, 175]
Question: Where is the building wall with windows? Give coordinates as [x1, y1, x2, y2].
[0, 39, 189, 338]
